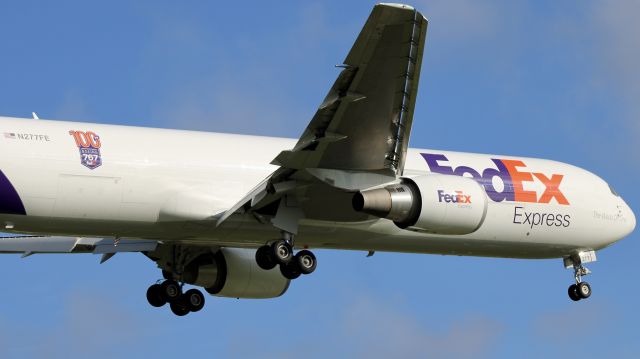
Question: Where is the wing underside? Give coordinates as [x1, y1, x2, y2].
[274, 3, 428, 174]
[0, 236, 157, 263]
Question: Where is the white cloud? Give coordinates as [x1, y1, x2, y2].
[341, 295, 503, 359]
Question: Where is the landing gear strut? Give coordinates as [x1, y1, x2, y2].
[567, 262, 592, 302]
[255, 234, 317, 280]
[145, 279, 206, 316]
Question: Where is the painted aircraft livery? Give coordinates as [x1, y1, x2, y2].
[437, 190, 472, 204]
[421, 153, 570, 205]
[0, 3, 634, 315]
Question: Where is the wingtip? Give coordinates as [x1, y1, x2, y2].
[377, 3, 428, 22]
[377, 3, 415, 11]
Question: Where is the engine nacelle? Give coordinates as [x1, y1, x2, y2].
[182, 248, 289, 299]
[353, 174, 488, 235]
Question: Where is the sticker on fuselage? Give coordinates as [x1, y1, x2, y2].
[69, 130, 102, 169]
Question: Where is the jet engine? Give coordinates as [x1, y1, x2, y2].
[180, 248, 289, 299]
[353, 174, 488, 235]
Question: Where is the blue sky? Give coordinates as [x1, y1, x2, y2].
[0, 1, 638, 358]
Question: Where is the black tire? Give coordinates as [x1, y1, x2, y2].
[184, 289, 205, 312]
[146, 284, 166, 307]
[256, 245, 277, 270]
[568, 284, 581, 301]
[272, 240, 293, 264]
[160, 280, 182, 302]
[295, 250, 317, 275]
[280, 261, 301, 280]
[577, 282, 591, 299]
[169, 300, 190, 316]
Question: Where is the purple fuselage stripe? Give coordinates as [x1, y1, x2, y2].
[0, 170, 26, 215]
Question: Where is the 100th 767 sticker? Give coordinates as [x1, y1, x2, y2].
[69, 130, 102, 169]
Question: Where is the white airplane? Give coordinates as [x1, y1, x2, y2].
[0, 3, 634, 316]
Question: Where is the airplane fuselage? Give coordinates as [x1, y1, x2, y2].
[0, 117, 634, 259]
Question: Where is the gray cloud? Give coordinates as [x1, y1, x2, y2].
[589, 1, 640, 144]
[52, 90, 92, 121]
[528, 300, 636, 359]
[140, 2, 351, 138]
[341, 295, 503, 359]
[533, 301, 614, 344]
[541, 1, 640, 173]
[0, 289, 149, 359]
[417, 0, 505, 41]
[592, 0, 640, 101]
[227, 293, 504, 359]
[414, 0, 638, 173]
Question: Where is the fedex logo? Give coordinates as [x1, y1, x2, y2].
[438, 190, 471, 204]
[422, 153, 569, 205]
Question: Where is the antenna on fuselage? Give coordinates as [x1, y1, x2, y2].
[31, 112, 40, 120]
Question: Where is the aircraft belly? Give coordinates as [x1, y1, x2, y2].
[202, 215, 585, 259]
[0, 210, 576, 259]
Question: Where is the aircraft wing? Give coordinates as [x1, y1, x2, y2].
[0, 236, 158, 263]
[218, 4, 428, 232]
[273, 3, 428, 175]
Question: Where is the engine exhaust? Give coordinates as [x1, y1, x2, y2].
[352, 182, 420, 226]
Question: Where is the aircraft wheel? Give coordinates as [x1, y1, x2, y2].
[295, 250, 317, 275]
[577, 282, 591, 299]
[256, 245, 277, 270]
[272, 240, 293, 264]
[184, 289, 205, 312]
[568, 284, 581, 301]
[146, 284, 166, 307]
[160, 280, 182, 302]
[280, 261, 301, 280]
[170, 300, 190, 316]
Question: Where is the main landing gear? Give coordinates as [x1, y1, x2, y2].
[255, 237, 317, 280]
[146, 280, 205, 316]
[567, 263, 592, 302]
